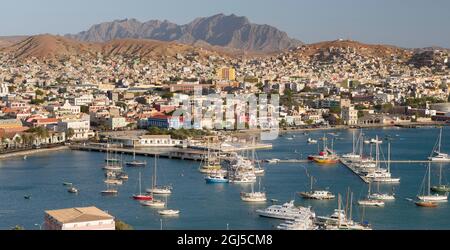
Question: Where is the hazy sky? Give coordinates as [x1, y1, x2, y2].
[1, 0, 449, 48]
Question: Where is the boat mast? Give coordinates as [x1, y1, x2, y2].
[153, 155, 158, 188]
[345, 187, 350, 219]
[349, 192, 353, 222]
[438, 128, 442, 153]
[337, 194, 341, 228]
[427, 163, 431, 196]
[388, 141, 391, 173]
[439, 164, 442, 186]
[352, 130, 355, 155]
[375, 136, 380, 169]
[138, 171, 142, 195]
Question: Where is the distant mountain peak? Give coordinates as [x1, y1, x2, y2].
[66, 14, 302, 52]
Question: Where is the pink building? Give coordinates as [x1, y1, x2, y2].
[43, 206, 115, 230]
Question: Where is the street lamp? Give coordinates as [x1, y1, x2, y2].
[34, 222, 44, 230]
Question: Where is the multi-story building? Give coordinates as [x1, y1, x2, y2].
[216, 67, 236, 81]
[341, 106, 358, 125]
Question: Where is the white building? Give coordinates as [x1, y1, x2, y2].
[107, 117, 128, 130]
[341, 106, 358, 125]
[71, 94, 94, 106]
[43, 206, 115, 230]
[110, 135, 183, 148]
[0, 83, 9, 97]
[57, 115, 94, 140]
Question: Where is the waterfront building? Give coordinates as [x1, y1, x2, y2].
[110, 134, 183, 147]
[147, 115, 183, 129]
[43, 206, 115, 230]
[57, 115, 94, 140]
[342, 106, 358, 125]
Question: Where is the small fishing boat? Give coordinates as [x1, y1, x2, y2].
[68, 187, 78, 194]
[62, 182, 73, 186]
[205, 173, 229, 183]
[307, 138, 318, 144]
[158, 209, 180, 216]
[265, 159, 280, 164]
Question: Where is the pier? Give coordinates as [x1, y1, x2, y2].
[70, 142, 273, 162]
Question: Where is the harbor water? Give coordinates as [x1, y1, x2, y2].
[0, 127, 449, 230]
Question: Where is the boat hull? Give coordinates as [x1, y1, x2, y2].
[415, 201, 438, 207]
[133, 195, 153, 201]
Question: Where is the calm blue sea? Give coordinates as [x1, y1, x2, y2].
[0, 127, 449, 230]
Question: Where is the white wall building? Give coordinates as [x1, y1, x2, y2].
[43, 206, 115, 230]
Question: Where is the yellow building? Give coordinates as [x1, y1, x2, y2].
[216, 67, 236, 81]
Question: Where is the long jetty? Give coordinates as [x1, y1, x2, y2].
[70, 142, 273, 162]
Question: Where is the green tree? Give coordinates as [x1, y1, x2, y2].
[80, 105, 89, 114]
[115, 220, 133, 230]
[11, 225, 24, 230]
[35, 89, 44, 96]
[66, 128, 75, 139]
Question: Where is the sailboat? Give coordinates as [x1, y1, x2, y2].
[101, 183, 118, 196]
[199, 139, 223, 174]
[103, 147, 122, 171]
[428, 127, 450, 162]
[364, 139, 400, 183]
[358, 183, 385, 207]
[240, 178, 267, 202]
[318, 192, 372, 230]
[431, 164, 450, 192]
[132, 172, 153, 201]
[126, 150, 147, 167]
[145, 156, 172, 195]
[140, 190, 165, 207]
[298, 176, 335, 200]
[342, 130, 362, 160]
[416, 163, 448, 205]
[104, 144, 120, 163]
[368, 182, 395, 201]
[309, 135, 339, 164]
[157, 196, 180, 215]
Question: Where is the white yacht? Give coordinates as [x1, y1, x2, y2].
[307, 138, 318, 144]
[368, 193, 395, 201]
[428, 128, 450, 162]
[277, 213, 317, 230]
[158, 209, 180, 216]
[256, 200, 315, 220]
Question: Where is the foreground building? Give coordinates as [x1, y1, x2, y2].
[43, 206, 115, 230]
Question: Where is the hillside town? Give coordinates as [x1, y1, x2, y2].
[0, 37, 449, 150]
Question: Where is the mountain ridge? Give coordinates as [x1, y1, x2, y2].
[66, 14, 302, 52]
